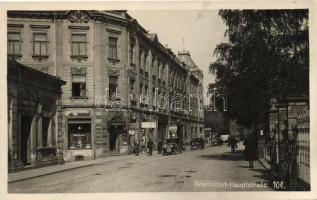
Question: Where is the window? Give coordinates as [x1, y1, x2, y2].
[138, 50, 142, 66]
[72, 74, 86, 97]
[109, 76, 118, 99]
[33, 33, 48, 57]
[144, 85, 148, 96]
[68, 120, 91, 149]
[108, 37, 117, 60]
[129, 43, 134, 64]
[140, 83, 143, 95]
[158, 61, 161, 79]
[144, 52, 148, 71]
[130, 78, 135, 92]
[71, 34, 87, 57]
[8, 32, 21, 56]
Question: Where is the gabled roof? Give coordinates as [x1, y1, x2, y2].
[177, 50, 198, 69]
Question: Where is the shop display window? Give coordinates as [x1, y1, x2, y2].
[68, 121, 91, 149]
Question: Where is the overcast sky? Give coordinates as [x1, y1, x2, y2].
[128, 10, 228, 95]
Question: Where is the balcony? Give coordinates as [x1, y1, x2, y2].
[152, 75, 156, 81]
[139, 68, 144, 75]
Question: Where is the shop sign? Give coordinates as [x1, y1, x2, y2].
[111, 122, 125, 126]
[65, 109, 90, 117]
[141, 122, 156, 128]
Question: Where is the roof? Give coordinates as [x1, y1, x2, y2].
[7, 59, 66, 93]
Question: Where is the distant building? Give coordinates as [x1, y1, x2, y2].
[7, 10, 205, 163]
[229, 120, 249, 139]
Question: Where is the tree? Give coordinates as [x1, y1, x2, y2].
[210, 9, 309, 129]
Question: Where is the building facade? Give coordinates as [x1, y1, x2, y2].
[7, 60, 65, 171]
[7, 10, 205, 162]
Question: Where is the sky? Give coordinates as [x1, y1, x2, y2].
[128, 10, 228, 95]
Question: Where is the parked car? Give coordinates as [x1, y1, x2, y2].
[190, 138, 205, 150]
[162, 138, 183, 156]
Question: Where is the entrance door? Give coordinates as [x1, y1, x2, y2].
[177, 125, 183, 138]
[109, 125, 123, 151]
[20, 115, 32, 165]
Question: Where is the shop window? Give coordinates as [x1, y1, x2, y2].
[71, 34, 87, 57]
[42, 117, 50, 147]
[8, 32, 21, 56]
[72, 74, 86, 98]
[68, 121, 91, 149]
[108, 37, 118, 60]
[33, 32, 48, 57]
[109, 76, 118, 99]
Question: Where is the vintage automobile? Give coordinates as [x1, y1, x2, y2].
[190, 138, 205, 150]
[162, 138, 183, 156]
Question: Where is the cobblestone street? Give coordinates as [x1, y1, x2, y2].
[8, 143, 273, 192]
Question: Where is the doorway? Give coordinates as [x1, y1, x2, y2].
[109, 125, 123, 151]
[20, 115, 32, 165]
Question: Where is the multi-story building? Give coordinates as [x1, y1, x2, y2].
[7, 10, 204, 165]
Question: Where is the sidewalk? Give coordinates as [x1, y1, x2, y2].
[8, 152, 160, 183]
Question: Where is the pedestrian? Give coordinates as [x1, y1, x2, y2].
[157, 140, 163, 154]
[134, 140, 140, 156]
[243, 133, 257, 168]
[147, 139, 154, 156]
[228, 136, 238, 152]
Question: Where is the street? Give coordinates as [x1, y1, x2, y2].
[8, 143, 273, 192]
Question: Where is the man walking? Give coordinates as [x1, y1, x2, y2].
[147, 139, 154, 156]
[243, 133, 258, 168]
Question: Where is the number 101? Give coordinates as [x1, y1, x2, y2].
[273, 181, 286, 190]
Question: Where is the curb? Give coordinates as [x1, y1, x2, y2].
[8, 152, 163, 183]
[8, 163, 96, 183]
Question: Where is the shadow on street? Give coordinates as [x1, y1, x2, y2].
[198, 149, 245, 161]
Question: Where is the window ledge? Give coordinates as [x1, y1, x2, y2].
[108, 58, 120, 63]
[71, 96, 88, 100]
[32, 55, 49, 61]
[71, 55, 88, 62]
[8, 54, 22, 59]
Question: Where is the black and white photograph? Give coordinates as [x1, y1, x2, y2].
[1, 1, 316, 199]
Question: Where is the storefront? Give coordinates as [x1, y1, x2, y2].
[63, 108, 94, 161]
[8, 60, 65, 172]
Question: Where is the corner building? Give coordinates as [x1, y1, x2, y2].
[7, 10, 205, 162]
